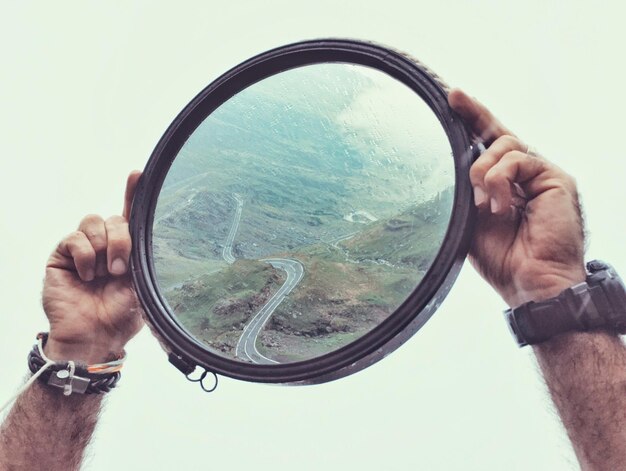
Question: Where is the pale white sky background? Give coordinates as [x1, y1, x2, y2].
[1, 1, 625, 470]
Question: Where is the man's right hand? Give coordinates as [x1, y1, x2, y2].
[41, 171, 144, 364]
[448, 89, 586, 308]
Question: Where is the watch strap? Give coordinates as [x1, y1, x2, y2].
[505, 290, 582, 347]
[505, 260, 626, 347]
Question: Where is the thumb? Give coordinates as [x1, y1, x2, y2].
[123, 170, 142, 221]
[448, 88, 515, 145]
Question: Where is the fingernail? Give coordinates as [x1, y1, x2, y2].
[111, 258, 127, 275]
[490, 198, 500, 213]
[85, 269, 95, 281]
[474, 186, 488, 206]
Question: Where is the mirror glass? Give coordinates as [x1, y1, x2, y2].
[152, 63, 454, 364]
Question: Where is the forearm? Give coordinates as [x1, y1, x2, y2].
[534, 331, 626, 470]
[0, 381, 102, 471]
[0, 171, 142, 471]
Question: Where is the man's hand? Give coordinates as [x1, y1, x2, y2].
[450, 90, 626, 470]
[0, 171, 146, 471]
[42, 171, 144, 363]
[448, 89, 586, 307]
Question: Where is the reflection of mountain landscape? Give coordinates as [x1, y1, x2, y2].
[152, 64, 454, 363]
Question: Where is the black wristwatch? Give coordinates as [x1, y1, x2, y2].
[504, 260, 626, 347]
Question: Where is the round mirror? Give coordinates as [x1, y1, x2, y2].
[131, 39, 476, 385]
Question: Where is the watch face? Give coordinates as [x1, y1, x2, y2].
[130, 39, 475, 385]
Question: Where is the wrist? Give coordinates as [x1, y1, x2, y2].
[27, 333, 125, 396]
[44, 336, 125, 364]
[504, 268, 586, 308]
[504, 260, 626, 347]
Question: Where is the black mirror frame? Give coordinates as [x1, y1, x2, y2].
[130, 39, 476, 385]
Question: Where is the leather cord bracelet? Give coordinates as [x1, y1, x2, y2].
[27, 332, 126, 395]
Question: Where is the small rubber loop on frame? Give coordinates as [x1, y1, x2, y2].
[185, 368, 218, 393]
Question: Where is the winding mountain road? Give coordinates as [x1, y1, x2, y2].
[219, 193, 304, 364]
[235, 258, 304, 364]
[222, 193, 243, 264]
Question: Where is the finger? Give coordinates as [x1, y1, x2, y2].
[56, 231, 96, 281]
[78, 214, 107, 268]
[469, 135, 527, 207]
[123, 170, 142, 221]
[77, 214, 109, 277]
[448, 88, 515, 145]
[104, 215, 131, 275]
[77, 214, 107, 251]
[483, 150, 549, 215]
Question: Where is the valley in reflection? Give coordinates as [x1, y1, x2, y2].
[152, 63, 454, 364]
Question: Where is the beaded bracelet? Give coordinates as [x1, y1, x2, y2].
[27, 332, 126, 396]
